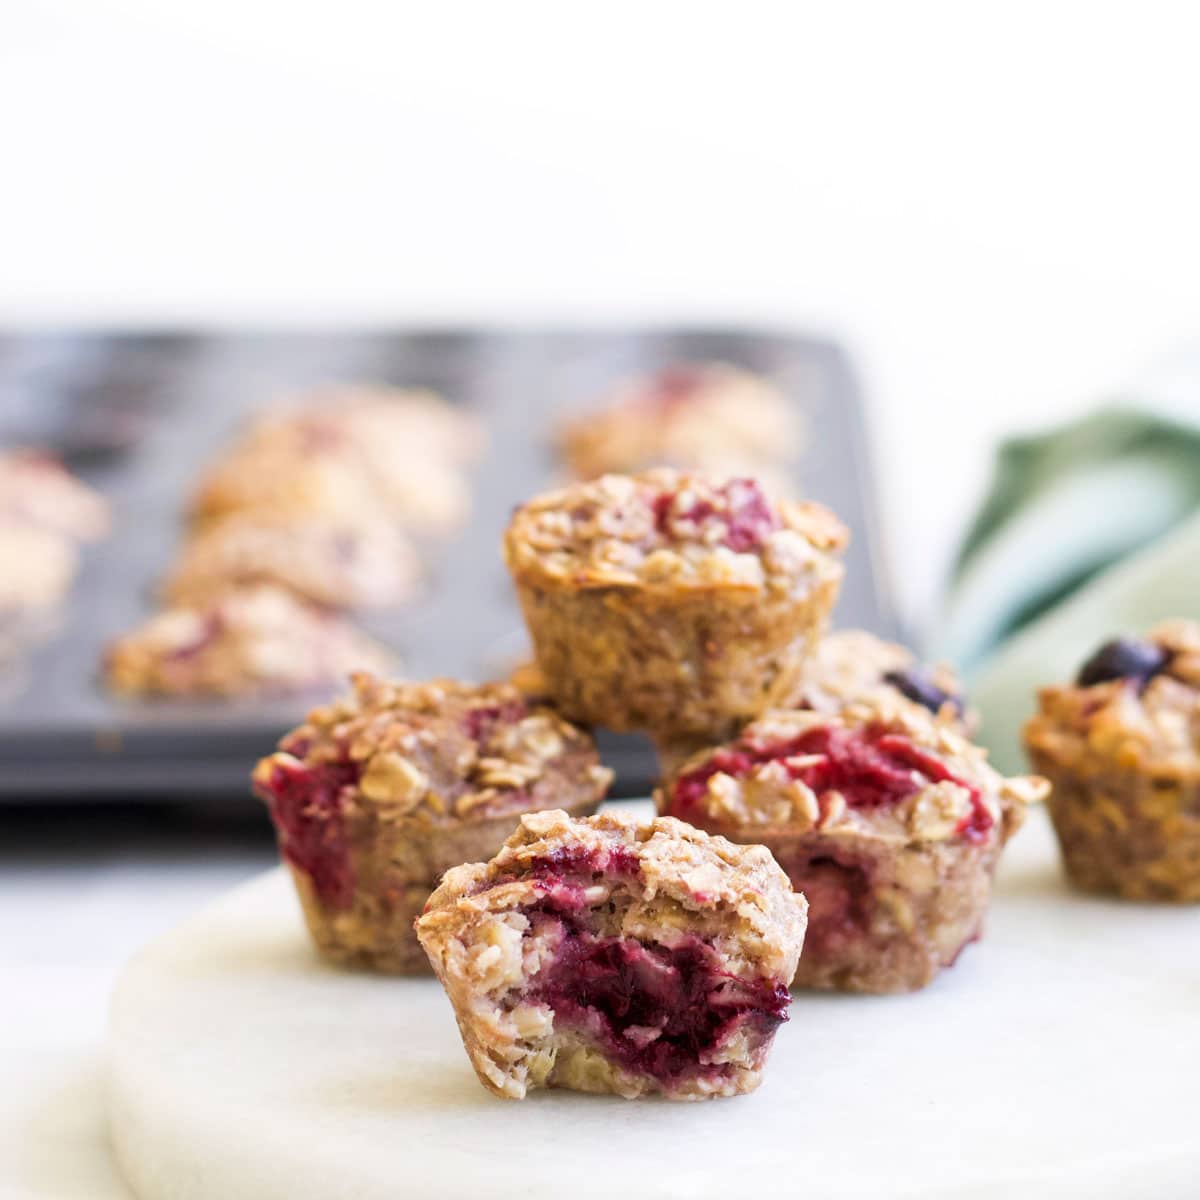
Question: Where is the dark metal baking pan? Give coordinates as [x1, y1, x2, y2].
[0, 329, 897, 801]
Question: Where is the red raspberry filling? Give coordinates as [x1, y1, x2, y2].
[475, 843, 642, 903]
[532, 915, 789, 1086]
[256, 754, 361, 909]
[462, 697, 529, 743]
[528, 843, 641, 881]
[671, 725, 992, 843]
[481, 845, 788, 1086]
[652, 477, 780, 553]
[774, 850, 873, 961]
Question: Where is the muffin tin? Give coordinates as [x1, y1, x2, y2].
[0, 329, 896, 800]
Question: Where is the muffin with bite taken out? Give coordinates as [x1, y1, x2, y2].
[417, 807, 807, 1100]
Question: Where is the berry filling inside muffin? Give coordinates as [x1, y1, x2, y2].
[257, 688, 566, 913]
[255, 677, 611, 975]
[259, 750, 360, 909]
[462, 697, 529, 741]
[671, 724, 993, 843]
[499, 854, 791, 1087]
[777, 850, 874, 961]
[537, 934, 789, 1086]
[417, 809, 805, 1099]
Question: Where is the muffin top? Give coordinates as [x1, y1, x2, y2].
[659, 698, 1046, 846]
[253, 673, 613, 829]
[421, 806, 808, 985]
[798, 630, 971, 731]
[557, 362, 801, 481]
[504, 468, 846, 591]
[1023, 620, 1200, 778]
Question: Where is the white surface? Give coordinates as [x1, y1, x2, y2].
[0, 818, 274, 1200]
[109, 806, 1200, 1200]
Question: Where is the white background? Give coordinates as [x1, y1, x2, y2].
[6, 0, 1200, 625]
[3, 3, 1200, 1195]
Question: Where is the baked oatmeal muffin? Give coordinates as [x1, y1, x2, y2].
[503, 469, 847, 741]
[0, 523, 78, 620]
[163, 512, 419, 611]
[416, 808, 805, 1100]
[657, 629, 973, 779]
[0, 449, 109, 542]
[557, 363, 801, 484]
[253, 675, 612, 973]
[192, 387, 479, 535]
[658, 700, 1047, 993]
[1023, 621, 1200, 902]
[0, 453, 106, 653]
[105, 585, 392, 698]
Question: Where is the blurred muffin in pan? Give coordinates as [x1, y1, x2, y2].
[163, 512, 420, 612]
[105, 584, 393, 698]
[557, 363, 801, 487]
[191, 386, 480, 536]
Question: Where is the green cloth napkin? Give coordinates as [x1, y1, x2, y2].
[935, 406, 1200, 774]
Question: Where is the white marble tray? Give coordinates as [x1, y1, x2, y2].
[108, 806, 1200, 1199]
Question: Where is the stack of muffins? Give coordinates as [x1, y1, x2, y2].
[252, 363, 1196, 1104]
[502, 465, 1046, 995]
